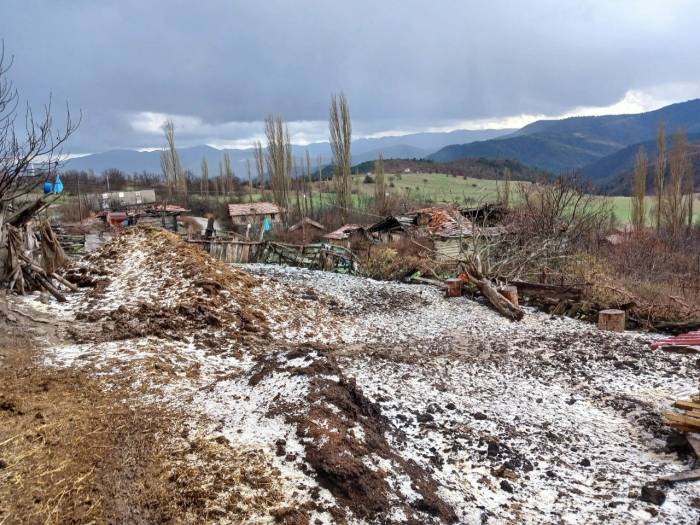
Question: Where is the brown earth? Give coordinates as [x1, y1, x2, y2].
[252, 346, 458, 524]
[0, 304, 295, 524]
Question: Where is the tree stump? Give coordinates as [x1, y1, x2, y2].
[598, 309, 625, 332]
[499, 285, 518, 306]
[446, 278, 463, 297]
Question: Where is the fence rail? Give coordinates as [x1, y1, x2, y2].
[187, 238, 358, 273]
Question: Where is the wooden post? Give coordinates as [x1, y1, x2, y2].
[598, 309, 625, 332]
[499, 285, 518, 306]
[446, 278, 462, 297]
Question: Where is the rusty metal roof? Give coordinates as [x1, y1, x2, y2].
[228, 202, 283, 217]
[288, 217, 326, 232]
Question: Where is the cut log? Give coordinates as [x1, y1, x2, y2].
[410, 276, 447, 289]
[673, 399, 700, 411]
[664, 412, 700, 431]
[499, 285, 518, 307]
[51, 272, 79, 292]
[598, 309, 625, 332]
[446, 278, 463, 298]
[473, 277, 524, 320]
[658, 468, 700, 483]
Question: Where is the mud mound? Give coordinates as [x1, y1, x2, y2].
[66, 226, 269, 343]
[252, 347, 457, 524]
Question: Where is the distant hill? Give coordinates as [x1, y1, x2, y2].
[428, 99, 700, 174]
[589, 135, 700, 194]
[351, 157, 548, 182]
[64, 128, 513, 175]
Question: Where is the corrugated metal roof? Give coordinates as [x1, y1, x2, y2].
[651, 330, 700, 351]
[228, 202, 282, 217]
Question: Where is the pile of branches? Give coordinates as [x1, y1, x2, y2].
[1, 197, 76, 302]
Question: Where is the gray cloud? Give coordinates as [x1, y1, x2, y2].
[2, 0, 700, 152]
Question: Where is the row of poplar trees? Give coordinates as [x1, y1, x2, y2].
[631, 122, 695, 233]
[162, 93, 386, 222]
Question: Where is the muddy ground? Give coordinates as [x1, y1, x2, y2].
[2, 227, 699, 524]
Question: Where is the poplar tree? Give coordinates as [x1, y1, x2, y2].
[631, 146, 647, 231]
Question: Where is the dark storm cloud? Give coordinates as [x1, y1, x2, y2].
[2, 0, 700, 152]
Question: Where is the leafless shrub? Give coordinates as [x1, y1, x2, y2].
[472, 175, 614, 281]
[0, 42, 79, 205]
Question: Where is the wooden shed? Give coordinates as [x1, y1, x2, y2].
[287, 217, 326, 244]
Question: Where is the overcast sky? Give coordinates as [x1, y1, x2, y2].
[2, 0, 700, 153]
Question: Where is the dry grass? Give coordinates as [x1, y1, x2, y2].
[566, 249, 700, 328]
[0, 323, 296, 524]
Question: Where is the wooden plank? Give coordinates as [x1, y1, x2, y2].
[664, 412, 700, 430]
[658, 468, 700, 483]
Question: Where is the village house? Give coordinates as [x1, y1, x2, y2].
[287, 217, 326, 244]
[227, 202, 284, 226]
[322, 224, 371, 251]
[368, 206, 506, 260]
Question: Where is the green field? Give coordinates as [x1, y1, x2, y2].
[351, 172, 700, 225]
[351, 172, 503, 205]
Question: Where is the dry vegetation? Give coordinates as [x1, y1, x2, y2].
[0, 307, 299, 524]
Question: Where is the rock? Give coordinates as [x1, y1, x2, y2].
[500, 480, 514, 493]
[487, 442, 499, 457]
[0, 458, 6, 469]
[445, 402, 456, 410]
[639, 484, 665, 506]
[416, 412, 434, 423]
[580, 458, 591, 467]
[473, 412, 488, 421]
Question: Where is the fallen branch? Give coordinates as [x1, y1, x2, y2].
[463, 258, 525, 321]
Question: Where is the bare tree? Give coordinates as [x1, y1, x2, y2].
[305, 149, 314, 216]
[217, 160, 224, 197]
[663, 129, 691, 234]
[684, 150, 695, 227]
[329, 92, 352, 215]
[374, 152, 386, 214]
[222, 152, 234, 196]
[631, 145, 647, 231]
[0, 43, 79, 205]
[254, 140, 265, 196]
[479, 175, 613, 281]
[246, 158, 253, 203]
[653, 121, 666, 231]
[496, 167, 511, 208]
[264, 115, 291, 214]
[200, 156, 209, 199]
[160, 120, 185, 199]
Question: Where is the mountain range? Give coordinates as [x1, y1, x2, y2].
[64, 99, 700, 195]
[428, 99, 700, 174]
[64, 128, 513, 175]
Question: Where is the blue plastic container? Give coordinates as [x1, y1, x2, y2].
[53, 174, 64, 193]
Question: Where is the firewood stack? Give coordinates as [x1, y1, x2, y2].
[1, 196, 76, 302]
[664, 392, 700, 432]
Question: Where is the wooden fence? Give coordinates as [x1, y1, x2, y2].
[187, 238, 359, 273]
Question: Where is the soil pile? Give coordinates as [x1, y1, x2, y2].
[65, 226, 270, 344]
